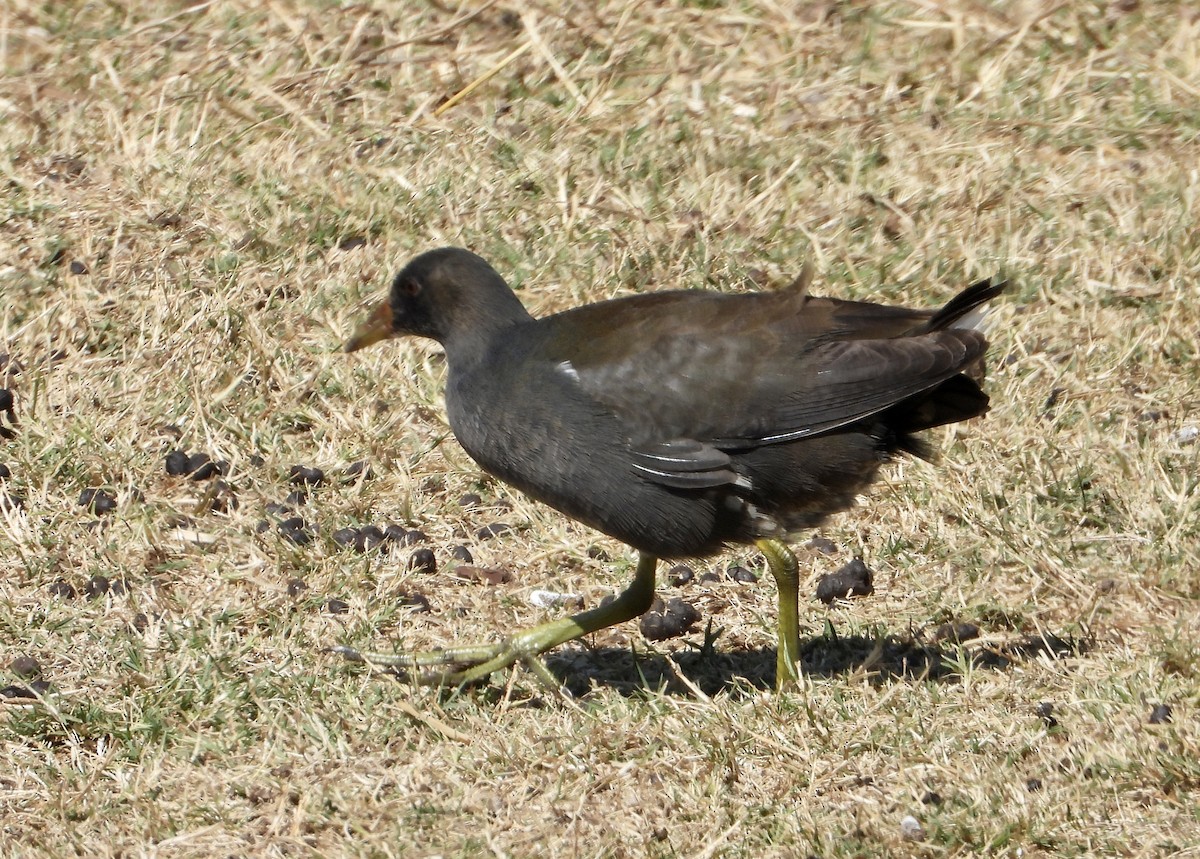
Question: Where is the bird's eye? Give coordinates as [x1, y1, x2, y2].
[400, 279, 422, 297]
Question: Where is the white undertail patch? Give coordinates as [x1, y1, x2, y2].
[954, 306, 994, 334]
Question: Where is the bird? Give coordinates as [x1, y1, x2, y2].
[337, 247, 1006, 690]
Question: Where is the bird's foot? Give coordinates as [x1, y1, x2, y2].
[330, 553, 661, 691]
[329, 636, 561, 689]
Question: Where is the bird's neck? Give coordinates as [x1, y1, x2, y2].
[441, 293, 534, 370]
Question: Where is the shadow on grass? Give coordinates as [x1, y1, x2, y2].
[534, 628, 1091, 698]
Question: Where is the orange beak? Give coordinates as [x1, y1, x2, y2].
[344, 300, 394, 353]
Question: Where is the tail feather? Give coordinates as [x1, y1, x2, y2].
[886, 375, 992, 460]
[923, 277, 1008, 333]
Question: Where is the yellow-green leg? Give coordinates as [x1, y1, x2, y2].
[333, 553, 659, 686]
[757, 538, 802, 690]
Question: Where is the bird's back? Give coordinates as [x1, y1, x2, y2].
[445, 277, 1004, 557]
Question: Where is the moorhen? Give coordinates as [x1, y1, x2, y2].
[337, 247, 1006, 690]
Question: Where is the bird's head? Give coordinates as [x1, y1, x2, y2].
[344, 247, 530, 353]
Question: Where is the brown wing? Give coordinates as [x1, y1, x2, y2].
[537, 279, 1001, 487]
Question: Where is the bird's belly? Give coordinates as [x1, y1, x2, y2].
[446, 392, 733, 558]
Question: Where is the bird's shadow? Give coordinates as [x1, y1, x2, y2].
[536, 626, 1089, 698]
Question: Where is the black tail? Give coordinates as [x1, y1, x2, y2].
[923, 277, 1008, 332]
[886, 278, 1005, 460]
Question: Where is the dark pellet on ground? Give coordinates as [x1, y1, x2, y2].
[699, 571, 722, 584]
[284, 490, 308, 507]
[326, 599, 349, 615]
[1026, 778, 1043, 792]
[338, 235, 367, 251]
[333, 527, 359, 548]
[249, 454, 265, 467]
[278, 517, 314, 545]
[188, 452, 219, 480]
[396, 591, 432, 612]
[1, 685, 37, 700]
[640, 597, 700, 641]
[131, 612, 151, 632]
[69, 260, 88, 275]
[933, 622, 981, 643]
[288, 465, 325, 486]
[48, 580, 75, 599]
[727, 564, 758, 583]
[192, 455, 227, 480]
[1035, 702, 1058, 729]
[286, 578, 308, 597]
[79, 488, 117, 515]
[10, 655, 41, 678]
[921, 791, 942, 806]
[815, 558, 874, 604]
[458, 493, 482, 508]
[476, 522, 513, 540]
[84, 575, 111, 599]
[255, 519, 271, 534]
[586, 545, 610, 561]
[400, 529, 428, 546]
[1, 492, 22, 512]
[451, 545, 474, 563]
[358, 526, 386, 552]
[164, 449, 190, 475]
[805, 536, 838, 554]
[342, 460, 373, 481]
[598, 593, 616, 609]
[666, 597, 699, 625]
[264, 502, 292, 518]
[668, 564, 694, 586]
[109, 578, 128, 596]
[382, 523, 408, 543]
[1149, 704, 1172, 724]
[0, 463, 10, 479]
[359, 525, 385, 542]
[408, 548, 437, 574]
[0, 388, 13, 413]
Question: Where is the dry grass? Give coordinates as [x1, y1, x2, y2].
[2, 0, 1199, 856]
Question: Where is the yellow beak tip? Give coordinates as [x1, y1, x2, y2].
[344, 300, 394, 353]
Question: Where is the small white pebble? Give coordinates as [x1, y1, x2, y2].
[900, 815, 924, 841]
[1173, 425, 1198, 444]
[528, 589, 581, 609]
